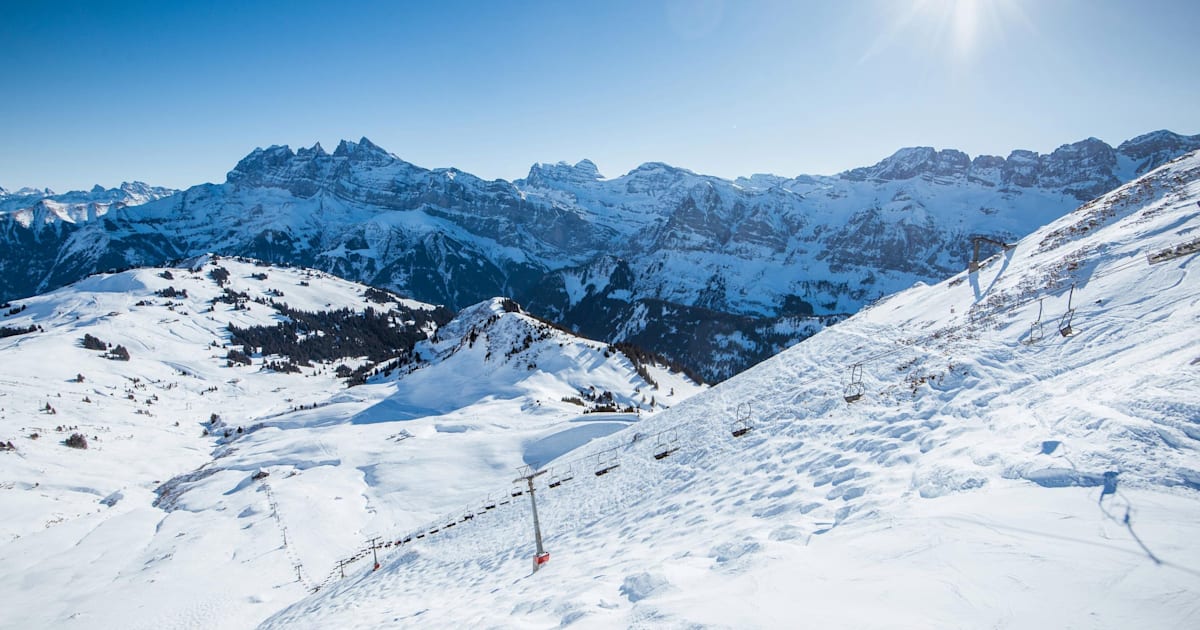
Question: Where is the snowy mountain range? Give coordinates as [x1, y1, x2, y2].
[267, 136, 1200, 628]
[2, 138, 1195, 629]
[0, 181, 177, 224]
[2, 131, 1198, 380]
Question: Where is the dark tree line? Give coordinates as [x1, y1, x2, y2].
[0, 324, 39, 338]
[210, 266, 231, 286]
[156, 286, 188, 298]
[613, 342, 705, 386]
[227, 302, 453, 374]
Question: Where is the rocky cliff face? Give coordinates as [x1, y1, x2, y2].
[2, 131, 1197, 380]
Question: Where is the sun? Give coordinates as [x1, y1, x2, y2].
[938, 0, 989, 58]
[861, 0, 1029, 66]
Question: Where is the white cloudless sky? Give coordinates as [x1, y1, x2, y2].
[1, 0, 1196, 191]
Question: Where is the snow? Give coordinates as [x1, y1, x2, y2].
[0, 256, 702, 629]
[259, 154, 1200, 627]
[1, 152, 1199, 629]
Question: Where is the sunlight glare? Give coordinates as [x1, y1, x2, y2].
[862, 0, 1028, 67]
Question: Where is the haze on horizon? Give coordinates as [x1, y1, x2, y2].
[1, 0, 1197, 192]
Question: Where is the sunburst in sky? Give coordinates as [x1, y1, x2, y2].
[0, 0, 1195, 192]
[862, 0, 1033, 66]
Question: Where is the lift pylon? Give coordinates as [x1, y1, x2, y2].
[513, 466, 550, 572]
[968, 236, 1013, 273]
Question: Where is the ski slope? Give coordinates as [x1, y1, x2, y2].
[262, 154, 1200, 628]
[0, 257, 701, 629]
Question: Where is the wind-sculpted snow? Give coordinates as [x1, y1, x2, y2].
[3, 134, 1198, 380]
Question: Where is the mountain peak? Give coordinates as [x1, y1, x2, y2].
[296, 142, 327, 158]
[332, 137, 392, 162]
[521, 159, 605, 188]
[1116, 129, 1200, 173]
[841, 146, 969, 182]
[226, 145, 299, 185]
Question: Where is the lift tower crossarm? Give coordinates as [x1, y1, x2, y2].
[969, 236, 1013, 272]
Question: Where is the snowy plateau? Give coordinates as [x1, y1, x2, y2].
[0, 147, 1197, 629]
[2, 130, 1198, 380]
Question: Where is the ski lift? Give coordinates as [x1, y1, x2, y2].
[1058, 284, 1077, 337]
[548, 464, 574, 488]
[1023, 298, 1044, 345]
[843, 363, 865, 403]
[968, 236, 1012, 273]
[731, 402, 753, 437]
[594, 449, 620, 476]
[653, 429, 680, 460]
[482, 494, 497, 511]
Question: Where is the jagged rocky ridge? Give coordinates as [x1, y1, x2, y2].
[1, 131, 1197, 380]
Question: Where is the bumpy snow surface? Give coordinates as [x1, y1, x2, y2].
[259, 154, 1200, 628]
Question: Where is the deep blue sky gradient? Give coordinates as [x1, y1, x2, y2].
[1, 0, 1197, 191]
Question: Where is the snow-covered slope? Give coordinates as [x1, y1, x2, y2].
[0, 257, 702, 629]
[261, 152, 1200, 628]
[2, 132, 1197, 381]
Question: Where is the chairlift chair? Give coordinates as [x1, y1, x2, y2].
[1058, 284, 1078, 337]
[1058, 310, 1076, 337]
[1023, 298, 1045, 345]
[653, 429, 680, 460]
[843, 363, 865, 403]
[548, 465, 574, 488]
[483, 494, 497, 510]
[731, 402, 753, 437]
[594, 449, 620, 476]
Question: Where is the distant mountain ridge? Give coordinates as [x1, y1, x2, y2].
[1, 130, 1197, 380]
[0, 181, 177, 221]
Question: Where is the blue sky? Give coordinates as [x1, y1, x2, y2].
[1, 0, 1197, 192]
